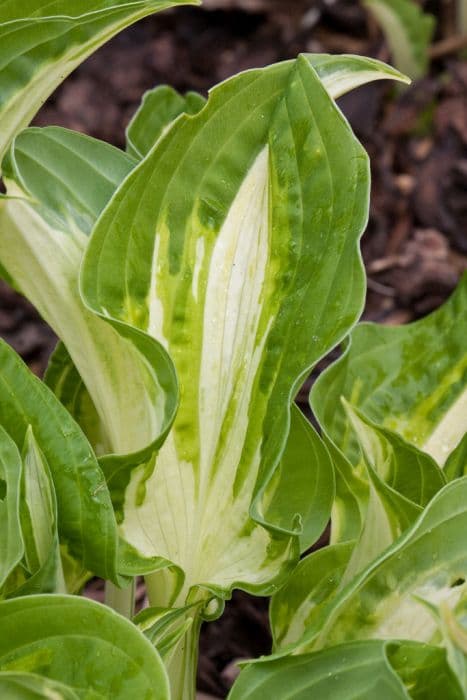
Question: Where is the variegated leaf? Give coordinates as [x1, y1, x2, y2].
[0, 0, 199, 168]
[270, 542, 353, 651]
[321, 281, 467, 465]
[288, 477, 467, 653]
[311, 276, 467, 543]
[364, 0, 434, 79]
[81, 54, 407, 605]
[338, 400, 444, 582]
[0, 127, 178, 464]
[229, 640, 463, 700]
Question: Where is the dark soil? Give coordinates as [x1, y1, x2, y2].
[2, 1, 466, 696]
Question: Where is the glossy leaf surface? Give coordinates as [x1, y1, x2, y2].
[0, 595, 170, 699]
[0, 426, 23, 592]
[11, 427, 64, 598]
[313, 278, 467, 467]
[0, 672, 79, 699]
[0, 340, 119, 583]
[82, 54, 406, 604]
[229, 639, 463, 700]
[283, 477, 467, 653]
[253, 404, 334, 553]
[270, 542, 353, 650]
[311, 276, 467, 543]
[126, 85, 206, 159]
[338, 401, 444, 581]
[0, 127, 178, 464]
[0, 0, 199, 167]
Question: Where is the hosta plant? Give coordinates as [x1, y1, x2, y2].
[1, 1, 466, 699]
[363, 0, 435, 79]
[232, 276, 467, 698]
[363, 0, 467, 81]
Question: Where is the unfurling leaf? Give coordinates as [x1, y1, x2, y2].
[0, 340, 119, 584]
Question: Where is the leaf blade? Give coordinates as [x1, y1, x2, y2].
[81, 55, 404, 602]
[0, 595, 170, 699]
[0, 0, 199, 167]
[0, 426, 23, 592]
[363, 0, 435, 79]
[228, 641, 411, 700]
[0, 340, 119, 583]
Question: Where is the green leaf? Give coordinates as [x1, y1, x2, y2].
[306, 53, 410, 95]
[295, 477, 467, 652]
[59, 547, 92, 596]
[3, 126, 136, 235]
[45, 341, 109, 457]
[125, 53, 408, 164]
[0, 126, 178, 464]
[0, 340, 119, 583]
[134, 604, 197, 661]
[311, 277, 467, 466]
[45, 346, 183, 581]
[0, 672, 79, 699]
[270, 542, 354, 651]
[409, 591, 467, 695]
[324, 435, 369, 544]
[343, 400, 445, 507]
[252, 404, 335, 553]
[6, 427, 66, 599]
[339, 401, 444, 582]
[387, 639, 465, 699]
[126, 85, 206, 159]
[0, 0, 199, 168]
[0, 595, 170, 699]
[231, 640, 463, 699]
[81, 54, 406, 605]
[20, 428, 57, 577]
[228, 641, 412, 700]
[364, 0, 435, 79]
[311, 276, 467, 543]
[445, 433, 467, 481]
[339, 480, 417, 589]
[0, 426, 23, 592]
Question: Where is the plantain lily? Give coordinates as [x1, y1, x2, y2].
[239, 280, 467, 699]
[311, 276, 467, 544]
[363, 0, 435, 79]
[228, 639, 463, 699]
[240, 464, 467, 698]
[4, 1, 465, 698]
[0, 29, 409, 694]
[0, 339, 121, 595]
[0, 0, 200, 169]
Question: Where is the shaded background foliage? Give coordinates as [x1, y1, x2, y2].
[0, 0, 466, 696]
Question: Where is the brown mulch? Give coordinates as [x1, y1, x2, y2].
[1, 1, 466, 696]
